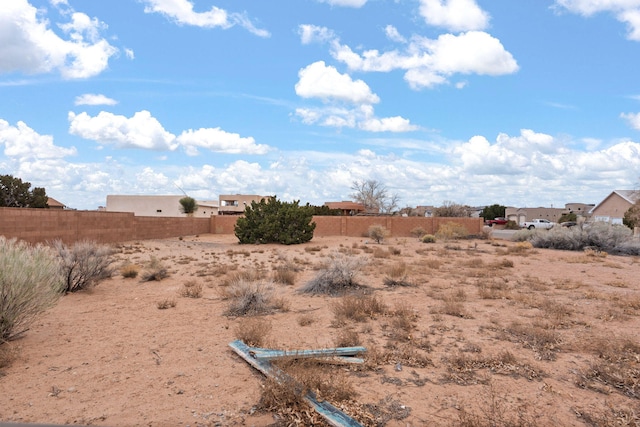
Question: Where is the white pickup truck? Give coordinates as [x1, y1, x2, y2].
[520, 218, 555, 230]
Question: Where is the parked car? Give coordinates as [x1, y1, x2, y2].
[485, 217, 508, 227]
[520, 218, 555, 230]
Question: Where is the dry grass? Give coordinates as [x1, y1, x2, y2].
[120, 263, 139, 278]
[271, 267, 296, 286]
[501, 322, 561, 361]
[140, 257, 169, 282]
[331, 292, 387, 324]
[234, 318, 272, 347]
[156, 298, 176, 309]
[300, 252, 367, 295]
[221, 273, 287, 317]
[178, 280, 203, 298]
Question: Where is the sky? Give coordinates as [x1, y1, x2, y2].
[1, 0, 640, 211]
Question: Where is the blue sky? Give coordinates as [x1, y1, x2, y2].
[1, 0, 640, 210]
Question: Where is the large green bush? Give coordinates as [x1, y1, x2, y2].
[234, 197, 316, 245]
[0, 237, 64, 342]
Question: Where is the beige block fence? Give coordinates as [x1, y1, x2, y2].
[0, 207, 484, 245]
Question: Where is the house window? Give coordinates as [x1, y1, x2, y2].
[222, 200, 239, 207]
[156, 209, 162, 213]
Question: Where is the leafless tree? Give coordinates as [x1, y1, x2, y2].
[433, 200, 470, 217]
[351, 179, 399, 214]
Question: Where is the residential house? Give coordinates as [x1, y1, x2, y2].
[106, 195, 218, 217]
[589, 190, 639, 225]
[218, 194, 268, 215]
[47, 197, 67, 210]
[505, 206, 569, 224]
[323, 201, 366, 216]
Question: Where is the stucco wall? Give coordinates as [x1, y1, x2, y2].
[1, 207, 483, 245]
[591, 193, 632, 223]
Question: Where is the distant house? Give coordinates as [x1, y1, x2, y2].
[47, 197, 66, 210]
[323, 201, 366, 216]
[218, 194, 268, 215]
[505, 206, 570, 224]
[106, 195, 218, 217]
[590, 190, 639, 225]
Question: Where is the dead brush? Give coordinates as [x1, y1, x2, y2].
[271, 267, 296, 286]
[259, 358, 355, 425]
[300, 252, 368, 295]
[373, 247, 391, 259]
[179, 280, 203, 298]
[156, 298, 176, 309]
[457, 386, 539, 427]
[221, 273, 287, 317]
[577, 405, 640, 427]
[334, 328, 362, 347]
[442, 351, 544, 385]
[331, 292, 387, 324]
[383, 262, 415, 287]
[502, 322, 561, 361]
[119, 263, 139, 278]
[234, 318, 272, 347]
[140, 257, 169, 282]
[476, 278, 511, 299]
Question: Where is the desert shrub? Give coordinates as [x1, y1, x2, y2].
[179, 280, 203, 298]
[234, 196, 316, 245]
[52, 240, 113, 292]
[421, 234, 436, 243]
[120, 263, 139, 278]
[222, 275, 285, 316]
[368, 224, 389, 243]
[299, 252, 367, 295]
[504, 220, 520, 230]
[383, 262, 415, 287]
[156, 298, 176, 309]
[334, 329, 361, 347]
[410, 227, 426, 238]
[272, 267, 296, 286]
[0, 237, 64, 341]
[140, 257, 169, 281]
[435, 222, 468, 240]
[512, 229, 536, 242]
[331, 293, 387, 323]
[234, 318, 272, 347]
[526, 222, 637, 254]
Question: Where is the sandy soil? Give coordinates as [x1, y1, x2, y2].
[1, 233, 639, 426]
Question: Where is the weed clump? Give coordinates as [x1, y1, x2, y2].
[222, 273, 286, 316]
[300, 252, 367, 295]
[179, 280, 203, 298]
[140, 257, 169, 282]
[368, 225, 389, 244]
[53, 240, 113, 292]
[435, 223, 468, 240]
[234, 318, 271, 347]
[0, 237, 64, 341]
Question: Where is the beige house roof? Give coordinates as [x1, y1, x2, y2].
[47, 197, 66, 209]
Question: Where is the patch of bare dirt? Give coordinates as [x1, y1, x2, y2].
[1, 234, 640, 426]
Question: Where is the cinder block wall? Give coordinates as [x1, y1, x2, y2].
[0, 208, 483, 245]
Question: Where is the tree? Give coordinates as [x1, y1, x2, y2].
[0, 175, 48, 208]
[179, 196, 198, 215]
[351, 179, 399, 214]
[433, 201, 470, 217]
[480, 204, 506, 220]
[623, 201, 640, 229]
[234, 196, 316, 245]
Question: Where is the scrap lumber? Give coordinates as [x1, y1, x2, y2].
[229, 339, 365, 427]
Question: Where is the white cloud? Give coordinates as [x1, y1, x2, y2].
[177, 127, 271, 155]
[555, 0, 640, 40]
[68, 110, 268, 155]
[74, 93, 118, 106]
[125, 48, 135, 59]
[621, 111, 640, 129]
[0, 119, 77, 160]
[385, 25, 406, 43]
[0, 0, 118, 79]
[299, 24, 336, 44]
[419, 0, 490, 31]
[68, 110, 178, 151]
[294, 104, 417, 132]
[359, 116, 419, 132]
[316, 0, 368, 7]
[142, 0, 270, 37]
[330, 31, 518, 89]
[295, 61, 380, 104]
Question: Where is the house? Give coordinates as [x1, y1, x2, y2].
[47, 197, 67, 210]
[218, 194, 268, 215]
[589, 190, 639, 225]
[323, 201, 366, 216]
[106, 195, 218, 217]
[505, 206, 569, 224]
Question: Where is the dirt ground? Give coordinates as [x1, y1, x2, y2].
[1, 232, 639, 426]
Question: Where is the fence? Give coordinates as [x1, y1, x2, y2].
[0, 207, 484, 245]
